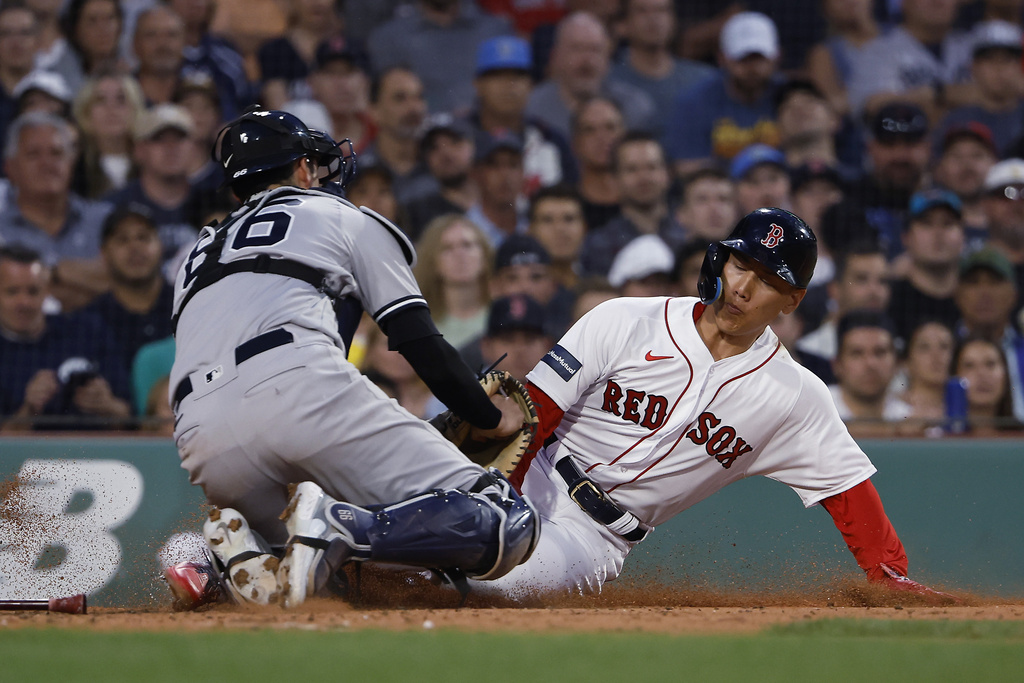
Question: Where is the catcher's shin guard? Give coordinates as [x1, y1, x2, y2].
[278, 471, 539, 607]
[278, 481, 372, 608]
[463, 469, 540, 580]
[351, 470, 538, 580]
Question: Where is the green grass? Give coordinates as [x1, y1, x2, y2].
[772, 617, 1024, 640]
[1, 621, 1022, 683]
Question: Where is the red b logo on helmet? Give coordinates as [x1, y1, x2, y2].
[761, 223, 785, 248]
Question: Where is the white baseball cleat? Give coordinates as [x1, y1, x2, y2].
[277, 481, 373, 608]
[203, 507, 281, 605]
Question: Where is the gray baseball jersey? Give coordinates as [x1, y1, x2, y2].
[170, 187, 486, 546]
[172, 186, 422, 364]
[846, 26, 973, 115]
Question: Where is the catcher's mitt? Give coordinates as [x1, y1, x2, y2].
[429, 371, 539, 476]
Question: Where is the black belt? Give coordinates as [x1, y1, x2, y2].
[173, 328, 295, 408]
[554, 456, 648, 543]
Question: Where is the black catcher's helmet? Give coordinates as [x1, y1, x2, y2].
[213, 107, 355, 189]
[697, 207, 817, 304]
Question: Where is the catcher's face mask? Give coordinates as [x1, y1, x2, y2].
[212, 108, 357, 189]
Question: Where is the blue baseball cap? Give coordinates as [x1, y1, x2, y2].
[476, 36, 532, 76]
[495, 234, 550, 270]
[730, 144, 787, 180]
[474, 129, 523, 163]
[908, 188, 962, 221]
[872, 102, 929, 143]
[486, 294, 547, 337]
[418, 112, 473, 154]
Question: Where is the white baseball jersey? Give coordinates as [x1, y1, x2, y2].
[478, 296, 876, 599]
[531, 296, 875, 525]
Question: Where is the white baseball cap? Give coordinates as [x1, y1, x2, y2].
[12, 70, 72, 104]
[983, 158, 1024, 193]
[720, 12, 779, 61]
[972, 20, 1023, 56]
[607, 235, 675, 289]
[134, 104, 195, 142]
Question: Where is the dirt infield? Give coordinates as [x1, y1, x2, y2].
[3, 569, 1023, 634]
[4, 602, 1024, 635]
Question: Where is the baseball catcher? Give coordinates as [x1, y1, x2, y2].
[163, 108, 539, 610]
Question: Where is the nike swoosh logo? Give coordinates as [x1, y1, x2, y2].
[645, 351, 673, 361]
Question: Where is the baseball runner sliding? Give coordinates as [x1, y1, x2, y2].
[471, 208, 954, 601]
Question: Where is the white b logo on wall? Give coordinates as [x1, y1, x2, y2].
[0, 460, 144, 599]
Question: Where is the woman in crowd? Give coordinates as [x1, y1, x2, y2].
[898, 320, 956, 431]
[413, 214, 494, 349]
[71, 71, 145, 199]
[952, 336, 1020, 435]
[570, 96, 625, 232]
[804, 0, 882, 167]
[60, 0, 127, 94]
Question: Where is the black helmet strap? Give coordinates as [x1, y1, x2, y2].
[697, 243, 726, 304]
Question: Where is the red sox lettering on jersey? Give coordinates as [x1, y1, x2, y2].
[528, 296, 876, 530]
[601, 380, 669, 431]
[601, 380, 753, 468]
[684, 411, 754, 469]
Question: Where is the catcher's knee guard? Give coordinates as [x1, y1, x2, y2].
[331, 470, 539, 580]
[466, 469, 539, 580]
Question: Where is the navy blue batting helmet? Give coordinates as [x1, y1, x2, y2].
[213, 108, 355, 189]
[697, 207, 817, 304]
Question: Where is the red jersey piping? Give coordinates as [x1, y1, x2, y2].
[606, 339, 782, 492]
[585, 299, 695, 473]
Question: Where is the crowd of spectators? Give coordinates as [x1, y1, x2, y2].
[1, 0, 1023, 438]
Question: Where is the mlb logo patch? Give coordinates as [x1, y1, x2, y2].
[205, 365, 223, 384]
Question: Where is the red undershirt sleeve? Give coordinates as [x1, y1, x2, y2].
[820, 479, 908, 581]
[509, 382, 565, 491]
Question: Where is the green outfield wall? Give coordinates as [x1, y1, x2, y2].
[622, 439, 1024, 597]
[0, 437, 206, 607]
[1, 437, 1021, 606]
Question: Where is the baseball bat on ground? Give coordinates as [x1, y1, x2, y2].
[0, 594, 87, 614]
